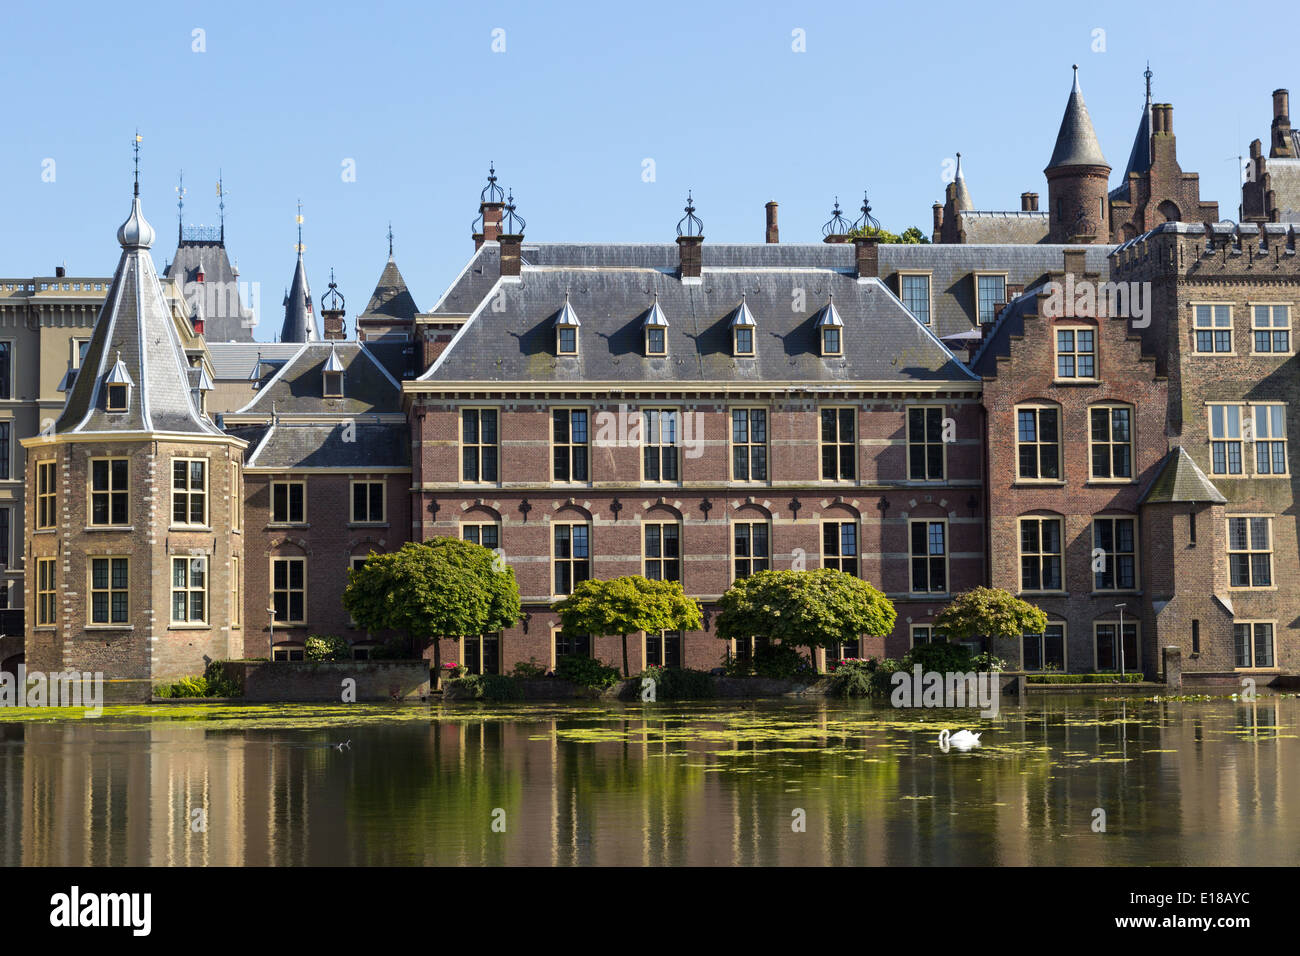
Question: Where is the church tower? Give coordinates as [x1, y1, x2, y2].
[21, 141, 246, 700]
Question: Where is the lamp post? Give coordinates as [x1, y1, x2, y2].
[1115, 603, 1127, 678]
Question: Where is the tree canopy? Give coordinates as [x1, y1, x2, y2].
[932, 587, 1048, 656]
[342, 538, 522, 676]
[846, 224, 931, 244]
[552, 575, 703, 676]
[715, 569, 896, 661]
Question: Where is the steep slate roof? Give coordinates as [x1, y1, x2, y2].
[279, 252, 320, 343]
[1047, 69, 1109, 169]
[360, 256, 419, 321]
[163, 239, 256, 341]
[56, 191, 224, 437]
[1111, 96, 1153, 201]
[419, 266, 977, 386]
[245, 421, 410, 469]
[1265, 159, 1300, 222]
[206, 342, 304, 380]
[969, 287, 1042, 378]
[235, 341, 403, 415]
[1139, 447, 1227, 504]
[955, 211, 1051, 245]
[952, 155, 973, 211]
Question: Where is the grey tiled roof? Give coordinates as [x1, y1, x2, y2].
[57, 197, 224, 437]
[360, 257, 419, 321]
[163, 239, 256, 342]
[206, 342, 303, 380]
[419, 266, 976, 386]
[246, 421, 410, 469]
[1139, 447, 1227, 504]
[1111, 100, 1153, 201]
[1047, 72, 1109, 169]
[1266, 159, 1300, 222]
[236, 341, 404, 415]
[279, 253, 320, 343]
[969, 288, 1041, 377]
[956, 212, 1050, 245]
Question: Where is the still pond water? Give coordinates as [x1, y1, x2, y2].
[0, 695, 1296, 866]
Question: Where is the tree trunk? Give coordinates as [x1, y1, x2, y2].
[429, 633, 442, 690]
[621, 633, 630, 678]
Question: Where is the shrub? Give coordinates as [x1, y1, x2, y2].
[305, 635, 350, 662]
[482, 675, 525, 701]
[443, 662, 468, 680]
[826, 659, 875, 698]
[971, 652, 1007, 673]
[447, 674, 484, 698]
[752, 643, 816, 681]
[368, 638, 410, 660]
[555, 654, 622, 689]
[510, 657, 547, 679]
[867, 657, 907, 697]
[1027, 673, 1146, 684]
[636, 665, 714, 700]
[908, 641, 973, 674]
[153, 664, 240, 699]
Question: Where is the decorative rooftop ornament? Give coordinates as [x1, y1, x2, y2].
[677, 191, 703, 237]
[822, 197, 852, 238]
[852, 191, 881, 233]
[501, 189, 526, 234]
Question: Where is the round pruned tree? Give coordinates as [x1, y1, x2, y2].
[552, 575, 703, 677]
[714, 569, 896, 671]
[342, 538, 522, 682]
[931, 587, 1048, 669]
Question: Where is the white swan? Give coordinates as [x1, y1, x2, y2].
[938, 729, 981, 752]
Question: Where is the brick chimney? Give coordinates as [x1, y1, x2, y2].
[932, 202, 944, 242]
[473, 165, 508, 249]
[1272, 89, 1295, 158]
[55, 265, 66, 278]
[677, 235, 702, 278]
[1021, 192, 1039, 212]
[852, 236, 879, 279]
[500, 234, 523, 277]
[765, 201, 779, 243]
[322, 306, 345, 340]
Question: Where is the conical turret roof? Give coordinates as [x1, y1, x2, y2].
[280, 250, 319, 343]
[1047, 67, 1109, 170]
[360, 256, 419, 322]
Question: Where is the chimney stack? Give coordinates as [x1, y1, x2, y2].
[852, 236, 879, 280]
[1272, 89, 1296, 158]
[932, 202, 944, 241]
[765, 201, 779, 243]
[55, 265, 66, 278]
[498, 189, 526, 277]
[676, 193, 704, 280]
[473, 164, 508, 249]
[1021, 192, 1039, 212]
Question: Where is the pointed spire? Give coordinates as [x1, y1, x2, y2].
[280, 202, 319, 343]
[1121, 64, 1155, 181]
[387, 221, 394, 260]
[217, 171, 226, 242]
[952, 153, 973, 211]
[1047, 65, 1109, 170]
[175, 169, 186, 244]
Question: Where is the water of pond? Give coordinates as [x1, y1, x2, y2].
[0, 695, 1295, 866]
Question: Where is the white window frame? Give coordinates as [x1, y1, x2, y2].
[1227, 515, 1274, 590]
[1249, 303, 1291, 356]
[1233, 620, 1276, 670]
[1191, 303, 1234, 355]
[908, 518, 948, 595]
[898, 271, 932, 325]
[1054, 325, 1097, 380]
[270, 479, 307, 524]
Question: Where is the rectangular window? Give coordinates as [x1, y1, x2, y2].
[271, 557, 306, 624]
[0, 422, 9, 480]
[1089, 406, 1133, 479]
[553, 409, 590, 482]
[645, 630, 683, 668]
[1016, 407, 1061, 480]
[1251, 305, 1290, 354]
[553, 523, 590, 596]
[557, 327, 577, 355]
[0, 507, 8, 567]
[733, 522, 770, 579]
[911, 625, 943, 647]
[172, 459, 207, 526]
[644, 523, 681, 582]
[1093, 517, 1137, 590]
[271, 481, 306, 524]
[554, 629, 591, 660]
[461, 408, 499, 483]
[1253, 405, 1288, 475]
[461, 523, 500, 550]
[1193, 304, 1232, 353]
[89, 458, 129, 526]
[1095, 621, 1139, 672]
[464, 632, 502, 675]
[1228, 517, 1272, 588]
[907, 406, 945, 481]
[230, 462, 241, 531]
[1234, 622, 1275, 668]
[1209, 405, 1243, 475]
[36, 461, 57, 529]
[820, 407, 856, 480]
[0, 342, 11, 399]
[89, 557, 129, 625]
[646, 327, 666, 356]
[733, 327, 754, 356]
[1056, 328, 1096, 378]
[642, 409, 680, 482]
[171, 557, 207, 624]
[910, 520, 947, 594]
[731, 409, 769, 481]
[822, 521, 858, 575]
[1019, 517, 1063, 591]
[351, 480, 385, 523]
[35, 557, 56, 626]
[1023, 624, 1066, 672]
[976, 274, 1006, 324]
[231, 555, 241, 628]
[900, 274, 931, 324]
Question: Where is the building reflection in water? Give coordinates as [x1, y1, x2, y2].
[0, 698, 1296, 866]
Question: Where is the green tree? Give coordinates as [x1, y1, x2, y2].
[714, 569, 896, 671]
[342, 539, 522, 682]
[845, 224, 931, 244]
[932, 587, 1048, 668]
[552, 575, 703, 677]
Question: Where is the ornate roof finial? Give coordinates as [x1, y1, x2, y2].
[387, 221, 394, 259]
[322, 267, 345, 312]
[853, 191, 881, 233]
[217, 171, 226, 241]
[295, 199, 304, 255]
[175, 170, 186, 239]
[502, 189, 526, 234]
[1144, 61, 1153, 104]
[132, 131, 142, 197]
[677, 191, 703, 237]
[822, 197, 852, 238]
[481, 162, 505, 204]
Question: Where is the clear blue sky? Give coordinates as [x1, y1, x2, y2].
[1, 0, 1295, 341]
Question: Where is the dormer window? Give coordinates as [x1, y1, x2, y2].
[104, 350, 133, 413]
[815, 298, 844, 357]
[642, 298, 669, 357]
[555, 294, 580, 356]
[322, 345, 345, 397]
[730, 296, 757, 358]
